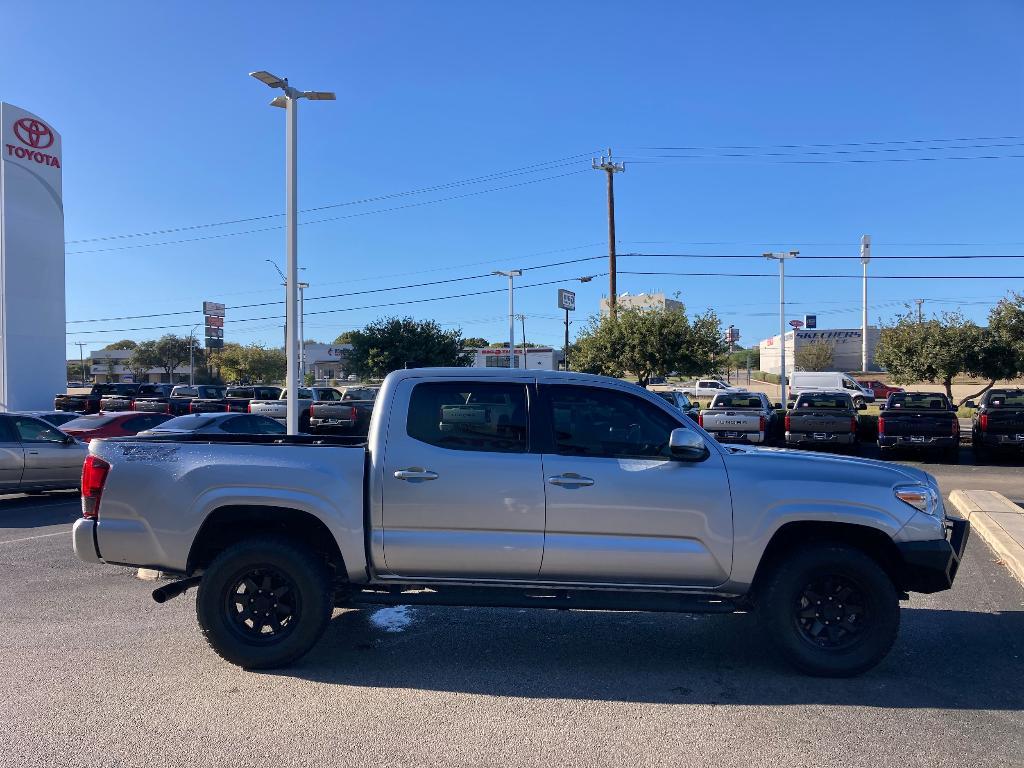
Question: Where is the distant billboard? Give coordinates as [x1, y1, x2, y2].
[557, 289, 576, 311]
[804, 314, 817, 329]
[204, 300, 226, 349]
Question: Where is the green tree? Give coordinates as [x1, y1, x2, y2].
[346, 317, 470, 379]
[151, 334, 196, 382]
[333, 331, 355, 345]
[728, 345, 759, 371]
[210, 343, 286, 383]
[794, 340, 834, 371]
[67, 361, 89, 382]
[875, 311, 1005, 403]
[128, 340, 160, 382]
[571, 305, 726, 387]
[462, 337, 490, 348]
[101, 339, 138, 351]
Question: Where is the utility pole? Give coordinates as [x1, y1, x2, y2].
[516, 313, 527, 367]
[764, 251, 799, 406]
[592, 148, 625, 317]
[493, 270, 522, 368]
[564, 310, 570, 370]
[188, 325, 199, 386]
[75, 342, 87, 385]
[915, 298, 925, 323]
[860, 234, 871, 373]
[298, 281, 309, 382]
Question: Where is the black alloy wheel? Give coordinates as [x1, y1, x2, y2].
[793, 574, 867, 650]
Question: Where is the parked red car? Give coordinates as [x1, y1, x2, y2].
[60, 412, 174, 443]
[857, 380, 905, 400]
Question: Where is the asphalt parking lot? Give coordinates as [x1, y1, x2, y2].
[2, 452, 1022, 768]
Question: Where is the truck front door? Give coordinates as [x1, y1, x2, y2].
[537, 384, 733, 587]
[380, 379, 545, 579]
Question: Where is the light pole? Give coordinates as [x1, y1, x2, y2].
[250, 70, 335, 434]
[763, 251, 799, 406]
[562, 275, 593, 371]
[860, 234, 870, 373]
[298, 281, 309, 382]
[493, 270, 522, 368]
[189, 324, 200, 386]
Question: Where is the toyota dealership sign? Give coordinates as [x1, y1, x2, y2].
[0, 102, 65, 410]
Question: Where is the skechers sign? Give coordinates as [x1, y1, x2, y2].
[5, 117, 60, 168]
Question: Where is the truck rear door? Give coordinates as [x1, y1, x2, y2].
[536, 383, 732, 587]
[0, 417, 25, 489]
[379, 378, 544, 578]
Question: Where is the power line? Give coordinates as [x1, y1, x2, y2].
[622, 152, 1024, 166]
[64, 169, 590, 256]
[631, 135, 1023, 151]
[64, 152, 597, 245]
[619, 270, 1024, 279]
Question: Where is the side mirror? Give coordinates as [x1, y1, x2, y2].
[964, 400, 977, 410]
[669, 428, 709, 462]
[62, 435, 76, 445]
[857, 402, 868, 411]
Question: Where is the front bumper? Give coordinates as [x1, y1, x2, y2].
[896, 516, 970, 593]
[72, 518, 102, 564]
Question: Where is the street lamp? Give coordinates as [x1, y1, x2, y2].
[298, 281, 309, 382]
[763, 251, 799, 405]
[493, 270, 522, 368]
[189, 324, 200, 386]
[250, 70, 335, 434]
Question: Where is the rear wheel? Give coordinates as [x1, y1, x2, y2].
[196, 535, 333, 669]
[757, 544, 899, 677]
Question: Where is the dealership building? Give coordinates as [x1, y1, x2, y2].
[759, 327, 881, 375]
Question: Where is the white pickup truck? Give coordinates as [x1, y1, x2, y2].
[247, 387, 346, 430]
[677, 378, 745, 402]
[73, 368, 968, 676]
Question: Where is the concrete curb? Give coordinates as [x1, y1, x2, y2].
[136, 568, 164, 581]
[948, 490, 1024, 586]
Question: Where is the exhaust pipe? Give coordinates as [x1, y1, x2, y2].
[152, 576, 202, 604]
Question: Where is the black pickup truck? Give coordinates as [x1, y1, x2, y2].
[99, 384, 174, 412]
[784, 391, 863, 453]
[966, 388, 1024, 459]
[877, 392, 959, 460]
[55, 383, 141, 414]
[189, 385, 283, 414]
[132, 385, 227, 416]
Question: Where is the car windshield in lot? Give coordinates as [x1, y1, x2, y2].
[93, 384, 137, 395]
[713, 394, 763, 408]
[988, 390, 1024, 407]
[61, 415, 121, 430]
[888, 394, 948, 409]
[796, 395, 851, 409]
[196, 386, 226, 399]
[150, 415, 219, 431]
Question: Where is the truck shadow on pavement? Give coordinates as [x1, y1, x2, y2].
[280, 601, 1024, 710]
[0, 493, 80, 530]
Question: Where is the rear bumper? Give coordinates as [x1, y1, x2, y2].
[785, 432, 856, 446]
[72, 518, 102, 564]
[879, 435, 957, 449]
[976, 432, 1024, 450]
[896, 517, 970, 593]
[708, 431, 764, 444]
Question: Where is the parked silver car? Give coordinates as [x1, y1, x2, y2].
[0, 413, 86, 492]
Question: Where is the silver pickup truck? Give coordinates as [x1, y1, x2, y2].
[73, 368, 968, 677]
[699, 391, 780, 444]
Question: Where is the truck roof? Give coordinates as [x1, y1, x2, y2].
[382, 367, 638, 387]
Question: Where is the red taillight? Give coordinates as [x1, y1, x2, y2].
[247, 403, 252, 413]
[878, 416, 885, 435]
[980, 414, 988, 431]
[188, 402, 195, 413]
[81, 455, 110, 520]
[130, 400, 137, 409]
[224, 404, 231, 412]
[350, 406, 358, 421]
[697, 413, 703, 427]
[784, 414, 791, 431]
[952, 419, 960, 436]
[759, 415, 766, 432]
[166, 403, 171, 414]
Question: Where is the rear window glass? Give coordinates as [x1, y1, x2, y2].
[887, 393, 949, 410]
[94, 384, 137, 395]
[62, 415, 120, 430]
[796, 394, 851, 409]
[712, 394, 763, 408]
[196, 386, 226, 399]
[987, 391, 1024, 408]
[226, 388, 255, 399]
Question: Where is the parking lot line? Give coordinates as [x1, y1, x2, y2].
[0, 530, 68, 545]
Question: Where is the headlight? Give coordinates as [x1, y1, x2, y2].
[894, 484, 940, 516]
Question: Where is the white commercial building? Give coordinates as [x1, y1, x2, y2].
[759, 327, 881, 375]
[599, 291, 683, 316]
[0, 103, 65, 410]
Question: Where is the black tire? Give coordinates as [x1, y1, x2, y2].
[196, 535, 333, 670]
[757, 544, 899, 677]
[878, 445, 897, 460]
[972, 438, 988, 464]
[853, 397, 866, 409]
[943, 445, 960, 464]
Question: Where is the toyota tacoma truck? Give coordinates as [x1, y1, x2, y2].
[677, 378, 744, 403]
[877, 392, 959, 461]
[966, 388, 1024, 459]
[785, 391, 864, 453]
[248, 387, 346, 430]
[699, 391, 780, 445]
[55, 383, 141, 414]
[72, 368, 968, 677]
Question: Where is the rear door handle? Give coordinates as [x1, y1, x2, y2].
[394, 468, 439, 482]
[547, 473, 594, 488]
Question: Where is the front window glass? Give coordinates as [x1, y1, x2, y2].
[13, 417, 66, 443]
[547, 385, 679, 460]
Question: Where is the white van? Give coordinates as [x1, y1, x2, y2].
[787, 372, 875, 406]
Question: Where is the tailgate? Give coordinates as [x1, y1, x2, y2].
[702, 411, 760, 431]
[55, 395, 90, 412]
[987, 410, 1024, 435]
[190, 399, 231, 413]
[881, 412, 955, 436]
[790, 411, 854, 433]
[133, 399, 171, 413]
[100, 397, 135, 412]
[249, 401, 286, 417]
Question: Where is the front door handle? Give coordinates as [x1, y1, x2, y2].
[394, 468, 439, 482]
[547, 473, 594, 488]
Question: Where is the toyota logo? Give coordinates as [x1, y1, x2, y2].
[13, 118, 54, 149]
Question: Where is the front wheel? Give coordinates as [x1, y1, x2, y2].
[196, 535, 334, 669]
[757, 544, 899, 677]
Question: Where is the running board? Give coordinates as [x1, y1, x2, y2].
[348, 585, 740, 614]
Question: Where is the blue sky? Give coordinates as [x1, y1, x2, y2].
[2, 1, 1023, 357]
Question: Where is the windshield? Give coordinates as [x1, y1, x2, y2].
[150, 415, 218, 431]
